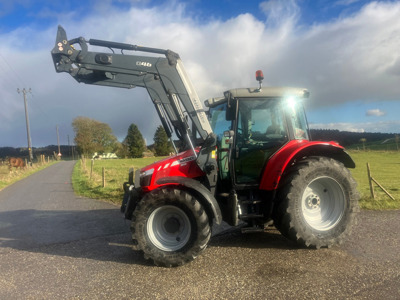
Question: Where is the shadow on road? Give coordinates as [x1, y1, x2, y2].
[0, 208, 153, 266]
[0, 208, 297, 265]
[209, 226, 296, 250]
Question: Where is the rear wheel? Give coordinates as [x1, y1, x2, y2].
[132, 187, 211, 267]
[273, 157, 359, 248]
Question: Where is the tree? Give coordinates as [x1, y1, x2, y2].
[72, 116, 118, 156]
[114, 141, 129, 158]
[153, 125, 172, 156]
[124, 123, 145, 158]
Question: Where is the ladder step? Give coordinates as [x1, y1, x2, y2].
[240, 200, 262, 205]
[241, 226, 264, 233]
[239, 214, 263, 220]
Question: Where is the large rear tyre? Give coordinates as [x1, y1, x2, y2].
[273, 157, 359, 248]
[132, 188, 211, 267]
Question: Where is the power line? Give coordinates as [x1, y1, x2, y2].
[0, 52, 27, 87]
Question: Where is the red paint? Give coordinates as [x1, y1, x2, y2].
[140, 148, 205, 191]
[259, 140, 344, 190]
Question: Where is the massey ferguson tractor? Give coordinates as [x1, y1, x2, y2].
[51, 26, 359, 267]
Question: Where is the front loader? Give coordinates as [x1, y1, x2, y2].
[52, 26, 359, 267]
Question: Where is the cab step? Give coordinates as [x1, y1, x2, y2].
[239, 214, 264, 220]
[241, 226, 264, 233]
[240, 200, 262, 205]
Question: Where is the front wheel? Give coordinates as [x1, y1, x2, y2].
[132, 188, 211, 267]
[273, 157, 359, 248]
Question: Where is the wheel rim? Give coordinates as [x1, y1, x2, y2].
[147, 205, 191, 251]
[301, 176, 346, 231]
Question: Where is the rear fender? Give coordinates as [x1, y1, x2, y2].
[260, 140, 355, 191]
[156, 176, 222, 225]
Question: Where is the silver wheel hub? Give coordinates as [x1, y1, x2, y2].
[301, 176, 346, 231]
[306, 193, 321, 209]
[147, 205, 191, 251]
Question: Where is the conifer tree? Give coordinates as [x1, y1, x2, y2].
[153, 125, 172, 156]
[124, 123, 145, 158]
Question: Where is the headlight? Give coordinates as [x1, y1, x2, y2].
[140, 168, 154, 187]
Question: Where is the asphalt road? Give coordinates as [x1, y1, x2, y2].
[0, 161, 399, 299]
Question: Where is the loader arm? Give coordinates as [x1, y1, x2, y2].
[51, 26, 217, 189]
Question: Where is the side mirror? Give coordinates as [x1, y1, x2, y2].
[223, 130, 234, 144]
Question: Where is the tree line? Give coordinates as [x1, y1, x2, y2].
[2, 122, 399, 160]
[309, 129, 398, 147]
[72, 116, 172, 158]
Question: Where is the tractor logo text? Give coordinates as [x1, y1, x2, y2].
[136, 61, 152, 67]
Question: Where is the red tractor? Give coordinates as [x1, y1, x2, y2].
[52, 26, 359, 267]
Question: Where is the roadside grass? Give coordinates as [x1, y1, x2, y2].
[71, 151, 400, 210]
[0, 161, 58, 191]
[71, 157, 166, 205]
[348, 151, 400, 210]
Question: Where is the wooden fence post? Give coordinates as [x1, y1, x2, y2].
[367, 163, 375, 199]
[90, 159, 94, 179]
[367, 162, 395, 201]
[102, 167, 106, 187]
[371, 177, 396, 201]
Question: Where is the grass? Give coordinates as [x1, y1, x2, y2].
[71, 157, 166, 205]
[347, 150, 400, 210]
[347, 139, 399, 152]
[71, 151, 400, 210]
[0, 161, 58, 191]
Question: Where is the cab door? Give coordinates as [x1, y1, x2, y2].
[233, 98, 288, 185]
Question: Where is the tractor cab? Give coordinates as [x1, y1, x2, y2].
[206, 83, 310, 190]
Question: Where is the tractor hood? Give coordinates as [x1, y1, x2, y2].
[139, 148, 205, 191]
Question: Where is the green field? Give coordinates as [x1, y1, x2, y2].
[72, 151, 399, 210]
[347, 138, 398, 152]
[72, 157, 166, 205]
[347, 151, 399, 209]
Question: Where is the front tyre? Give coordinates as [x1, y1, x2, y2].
[273, 157, 359, 248]
[132, 188, 211, 267]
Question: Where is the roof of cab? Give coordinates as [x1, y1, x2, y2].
[225, 87, 309, 98]
[204, 87, 309, 108]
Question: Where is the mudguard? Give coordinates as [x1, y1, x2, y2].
[260, 140, 356, 191]
[156, 176, 222, 225]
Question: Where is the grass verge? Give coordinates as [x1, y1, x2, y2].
[0, 161, 58, 191]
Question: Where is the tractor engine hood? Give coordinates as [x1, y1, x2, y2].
[139, 148, 205, 191]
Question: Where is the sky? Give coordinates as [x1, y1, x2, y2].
[1, 0, 400, 148]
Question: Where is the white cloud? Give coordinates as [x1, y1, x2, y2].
[366, 109, 386, 117]
[260, 0, 300, 27]
[1, 1, 400, 147]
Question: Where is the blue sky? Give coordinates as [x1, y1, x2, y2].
[1, 0, 400, 147]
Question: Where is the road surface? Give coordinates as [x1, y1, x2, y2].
[0, 161, 399, 299]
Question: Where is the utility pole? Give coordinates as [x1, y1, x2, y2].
[56, 125, 61, 160]
[67, 134, 70, 159]
[17, 88, 33, 164]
